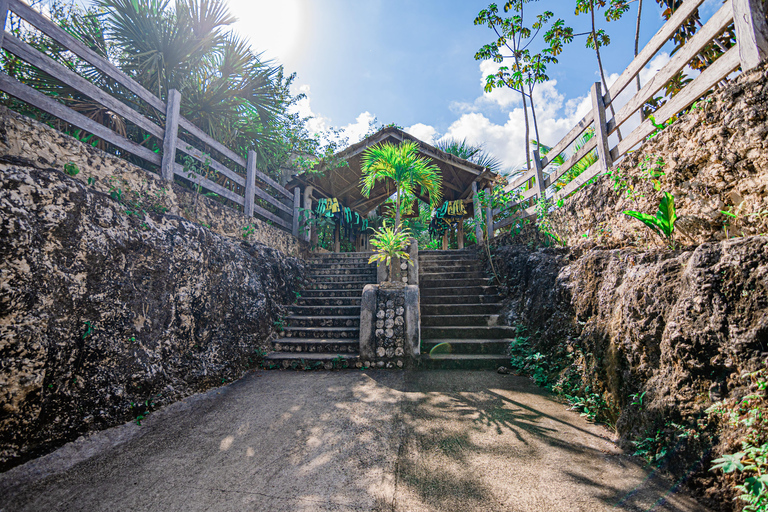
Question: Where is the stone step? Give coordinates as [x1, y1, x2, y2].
[419, 261, 482, 271]
[421, 314, 500, 327]
[308, 266, 376, 275]
[418, 354, 509, 370]
[421, 338, 511, 355]
[420, 270, 487, 280]
[421, 325, 517, 339]
[420, 294, 504, 305]
[420, 277, 493, 288]
[281, 326, 359, 339]
[299, 289, 363, 298]
[421, 303, 503, 315]
[263, 352, 360, 370]
[420, 285, 500, 296]
[285, 315, 359, 328]
[310, 252, 373, 258]
[296, 297, 362, 307]
[287, 305, 361, 316]
[306, 274, 376, 283]
[272, 338, 359, 354]
[419, 249, 476, 256]
[306, 282, 371, 291]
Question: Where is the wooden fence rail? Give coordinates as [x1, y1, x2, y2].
[489, 0, 768, 235]
[0, 0, 299, 236]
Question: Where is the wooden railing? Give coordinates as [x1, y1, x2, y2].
[0, 0, 300, 235]
[491, 0, 768, 233]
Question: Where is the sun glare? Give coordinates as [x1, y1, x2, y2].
[228, 0, 305, 64]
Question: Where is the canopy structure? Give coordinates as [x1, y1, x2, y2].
[285, 126, 500, 251]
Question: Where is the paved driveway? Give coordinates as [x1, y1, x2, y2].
[0, 370, 711, 511]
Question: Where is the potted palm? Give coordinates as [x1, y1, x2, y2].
[368, 226, 412, 285]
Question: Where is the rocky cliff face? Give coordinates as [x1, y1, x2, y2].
[487, 237, 768, 507]
[550, 61, 768, 248]
[0, 165, 305, 471]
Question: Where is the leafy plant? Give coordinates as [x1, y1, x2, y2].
[566, 390, 608, 423]
[81, 321, 94, 340]
[623, 192, 677, 246]
[63, 162, 80, 177]
[368, 226, 412, 282]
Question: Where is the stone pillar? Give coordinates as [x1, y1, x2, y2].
[357, 283, 420, 369]
[407, 237, 418, 286]
[359, 284, 377, 361]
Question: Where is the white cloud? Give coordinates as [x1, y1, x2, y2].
[405, 123, 438, 144]
[290, 84, 375, 144]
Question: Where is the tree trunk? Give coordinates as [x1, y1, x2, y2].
[395, 186, 401, 233]
[591, 2, 623, 141]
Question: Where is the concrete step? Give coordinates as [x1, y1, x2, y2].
[421, 303, 503, 315]
[287, 305, 361, 316]
[420, 294, 504, 305]
[306, 282, 371, 291]
[419, 249, 476, 256]
[417, 354, 509, 370]
[420, 277, 492, 288]
[420, 285, 500, 296]
[263, 352, 360, 370]
[419, 261, 482, 271]
[285, 315, 359, 328]
[305, 274, 376, 284]
[299, 289, 363, 298]
[421, 314, 500, 327]
[421, 338, 511, 355]
[281, 326, 359, 339]
[296, 297, 362, 307]
[310, 252, 373, 258]
[308, 267, 376, 275]
[420, 270, 486, 280]
[272, 338, 359, 354]
[421, 325, 517, 339]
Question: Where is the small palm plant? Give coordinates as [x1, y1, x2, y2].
[368, 226, 411, 283]
[624, 192, 677, 248]
[361, 141, 442, 232]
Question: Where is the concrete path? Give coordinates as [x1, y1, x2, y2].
[0, 370, 711, 512]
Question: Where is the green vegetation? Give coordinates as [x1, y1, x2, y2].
[63, 162, 80, 177]
[368, 226, 412, 283]
[623, 191, 677, 247]
[361, 141, 442, 231]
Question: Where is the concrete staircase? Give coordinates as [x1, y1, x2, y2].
[419, 249, 513, 369]
[264, 252, 375, 369]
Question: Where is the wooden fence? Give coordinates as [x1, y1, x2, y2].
[490, 0, 768, 233]
[0, 0, 300, 236]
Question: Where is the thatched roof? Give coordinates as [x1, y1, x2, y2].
[285, 127, 498, 216]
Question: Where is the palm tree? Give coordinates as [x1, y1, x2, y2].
[434, 138, 503, 174]
[360, 141, 443, 232]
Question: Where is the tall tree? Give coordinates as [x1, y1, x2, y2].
[475, 2, 572, 171]
[360, 141, 442, 232]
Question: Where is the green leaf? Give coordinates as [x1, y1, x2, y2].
[711, 452, 745, 473]
[623, 210, 664, 238]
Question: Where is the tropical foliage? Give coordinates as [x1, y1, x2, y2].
[623, 191, 677, 246]
[360, 141, 442, 231]
[368, 226, 412, 282]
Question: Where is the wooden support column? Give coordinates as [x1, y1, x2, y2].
[733, 0, 768, 70]
[160, 89, 181, 182]
[292, 187, 300, 238]
[485, 186, 493, 240]
[590, 82, 613, 175]
[303, 186, 314, 242]
[532, 149, 545, 201]
[457, 219, 464, 249]
[244, 150, 256, 217]
[334, 221, 340, 253]
[0, 0, 9, 49]
[472, 181, 484, 245]
[442, 229, 448, 250]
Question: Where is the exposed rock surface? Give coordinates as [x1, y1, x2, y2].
[0, 105, 299, 255]
[0, 165, 305, 471]
[551, 61, 768, 248]
[487, 237, 768, 509]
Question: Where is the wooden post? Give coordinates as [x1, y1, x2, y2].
[472, 181, 484, 245]
[303, 186, 314, 242]
[292, 187, 300, 238]
[0, 0, 9, 49]
[590, 82, 613, 175]
[161, 89, 181, 182]
[733, 0, 768, 70]
[457, 219, 464, 249]
[244, 150, 256, 217]
[532, 149, 545, 201]
[333, 221, 340, 253]
[442, 229, 448, 250]
[485, 186, 494, 240]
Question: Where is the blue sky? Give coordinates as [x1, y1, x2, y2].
[91, 0, 723, 171]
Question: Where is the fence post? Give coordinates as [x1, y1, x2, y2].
[244, 150, 256, 217]
[733, 0, 768, 70]
[472, 181, 484, 245]
[485, 186, 494, 240]
[160, 88, 181, 182]
[532, 149, 545, 202]
[292, 187, 300, 238]
[303, 186, 314, 242]
[590, 82, 612, 175]
[0, 0, 9, 49]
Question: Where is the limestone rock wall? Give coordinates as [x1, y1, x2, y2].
[550, 62, 768, 249]
[0, 106, 299, 255]
[0, 165, 306, 471]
